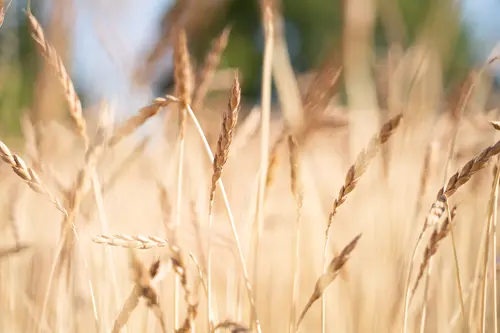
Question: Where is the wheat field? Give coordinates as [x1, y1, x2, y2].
[0, 1, 499, 333]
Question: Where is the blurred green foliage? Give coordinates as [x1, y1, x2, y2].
[0, 0, 472, 137]
[190, 0, 471, 98]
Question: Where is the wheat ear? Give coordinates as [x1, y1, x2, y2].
[193, 26, 232, 111]
[0, 141, 66, 214]
[410, 206, 458, 297]
[94, 234, 169, 249]
[297, 234, 361, 330]
[112, 255, 166, 333]
[26, 10, 89, 148]
[172, 28, 193, 330]
[405, 138, 500, 331]
[288, 135, 304, 333]
[108, 96, 176, 147]
[207, 73, 240, 330]
[185, 103, 261, 333]
[321, 113, 402, 331]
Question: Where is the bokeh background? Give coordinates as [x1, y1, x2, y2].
[1, 0, 500, 138]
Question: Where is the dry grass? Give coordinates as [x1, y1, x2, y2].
[2, 4, 500, 333]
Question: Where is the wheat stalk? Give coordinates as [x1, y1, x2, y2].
[193, 26, 232, 111]
[171, 28, 194, 330]
[209, 73, 241, 203]
[94, 234, 169, 249]
[297, 234, 362, 330]
[108, 96, 177, 147]
[26, 10, 89, 149]
[405, 138, 500, 331]
[248, 4, 274, 331]
[410, 206, 457, 297]
[321, 113, 402, 330]
[478, 160, 500, 333]
[211, 320, 250, 333]
[288, 135, 304, 333]
[0, 140, 66, 214]
[171, 245, 199, 333]
[112, 255, 166, 333]
[207, 73, 241, 329]
[184, 103, 261, 333]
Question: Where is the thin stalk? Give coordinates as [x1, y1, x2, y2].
[480, 163, 500, 332]
[90, 171, 120, 308]
[174, 106, 187, 329]
[419, 257, 433, 333]
[250, 5, 274, 316]
[288, 136, 303, 333]
[445, 198, 466, 330]
[186, 104, 262, 333]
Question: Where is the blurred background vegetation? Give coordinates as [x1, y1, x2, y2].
[0, 0, 482, 137]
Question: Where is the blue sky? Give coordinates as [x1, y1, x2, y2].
[71, 0, 172, 122]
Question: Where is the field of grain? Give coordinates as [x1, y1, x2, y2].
[0, 1, 499, 333]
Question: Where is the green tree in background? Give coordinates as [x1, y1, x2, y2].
[0, 0, 472, 137]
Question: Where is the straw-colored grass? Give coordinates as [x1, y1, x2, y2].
[2, 4, 500, 333]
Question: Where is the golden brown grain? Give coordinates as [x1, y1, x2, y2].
[93, 234, 169, 249]
[108, 96, 177, 147]
[411, 206, 457, 296]
[209, 73, 241, 203]
[112, 254, 166, 333]
[297, 234, 362, 330]
[0, 140, 66, 214]
[174, 29, 193, 108]
[26, 10, 89, 149]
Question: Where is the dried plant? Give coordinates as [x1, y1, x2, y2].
[411, 206, 457, 297]
[324, 114, 402, 235]
[171, 28, 194, 329]
[288, 135, 304, 333]
[207, 73, 241, 330]
[209, 73, 241, 203]
[184, 104, 260, 333]
[211, 320, 251, 333]
[93, 234, 169, 249]
[265, 131, 287, 192]
[302, 64, 342, 119]
[404, 138, 500, 332]
[193, 26, 232, 111]
[437, 139, 500, 199]
[112, 254, 167, 333]
[59, 117, 109, 273]
[478, 159, 500, 333]
[414, 141, 438, 219]
[296, 234, 362, 330]
[26, 10, 89, 149]
[171, 245, 199, 333]
[0, 244, 30, 259]
[174, 29, 193, 108]
[109, 96, 177, 147]
[320, 113, 402, 330]
[0, 140, 66, 214]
